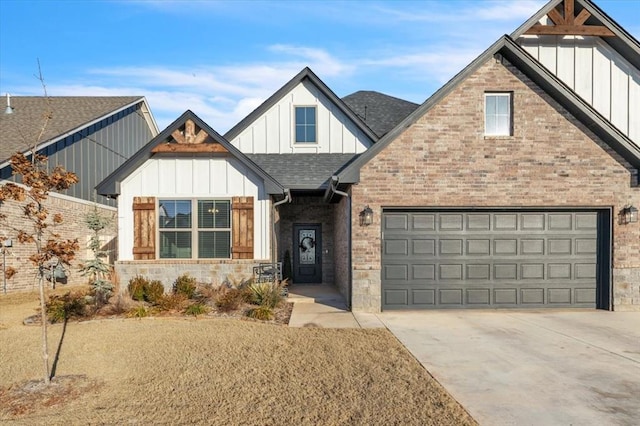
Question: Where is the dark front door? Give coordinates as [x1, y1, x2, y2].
[293, 224, 322, 283]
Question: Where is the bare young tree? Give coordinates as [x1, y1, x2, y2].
[0, 62, 79, 385]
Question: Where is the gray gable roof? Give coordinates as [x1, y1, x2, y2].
[511, 0, 640, 70]
[224, 67, 379, 143]
[338, 35, 640, 184]
[0, 96, 146, 164]
[246, 153, 358, 190]
[96, 110, 284, 197]
[341, 91, 420, 138]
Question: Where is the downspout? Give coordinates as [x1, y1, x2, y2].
[329, 176, 352, 309]
[271, 189, 291, 275]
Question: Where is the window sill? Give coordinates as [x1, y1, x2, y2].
[484, 135, 514, 140]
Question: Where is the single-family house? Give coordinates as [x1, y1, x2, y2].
[0, 96, 158, 291]
[98, 0, 639, 311]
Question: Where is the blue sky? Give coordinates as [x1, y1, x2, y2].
[1, 0, 638, 132]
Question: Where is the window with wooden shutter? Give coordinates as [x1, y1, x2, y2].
[133, 196, 156, 260]
[231, 196, 254, 259]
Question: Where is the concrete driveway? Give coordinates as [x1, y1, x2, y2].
[377, 310, 640, 426]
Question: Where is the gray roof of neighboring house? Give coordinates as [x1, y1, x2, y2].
[0, 96, 145, 164]
[511, 0, 640, 70]
[341, 91, 420, 138]
[224, 67, 379, 144]
[337, 35, 640, 184]
[97, 110, 284, 197]
[246, 153, 359, 190]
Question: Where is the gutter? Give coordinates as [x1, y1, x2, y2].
[271, 189, 292, 273]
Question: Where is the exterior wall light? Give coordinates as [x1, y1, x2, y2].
[360, 205, 374, 226]
[620, 205, 638, 225]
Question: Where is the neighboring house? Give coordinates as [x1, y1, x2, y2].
[98, 0, 638, 312]
[0, 96, 158, 292]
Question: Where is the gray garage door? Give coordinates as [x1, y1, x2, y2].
[382, 210, 603, 310]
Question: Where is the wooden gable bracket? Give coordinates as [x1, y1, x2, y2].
[524, 0, 614, 37]
[151, 119, 230, 153]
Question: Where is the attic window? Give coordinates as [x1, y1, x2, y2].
[295, 106, 317, 143]
[485, 93, 512, 136]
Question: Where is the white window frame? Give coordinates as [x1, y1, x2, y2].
[157, 198, 232, 259]
[294, 105, 317, 144]
[484, 92, 512, 136]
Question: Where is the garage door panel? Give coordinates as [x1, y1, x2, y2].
[412, 214, 436, 230]
[467, 289, 490, 304]
[382, 210, 601, 310]
[413, 239, 435, 255]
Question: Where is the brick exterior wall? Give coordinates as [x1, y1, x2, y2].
[333, 194, 351, 305]
[277, 196, 335, 284]
[350, 58, 640, 312]
[0, 192, 117, 293]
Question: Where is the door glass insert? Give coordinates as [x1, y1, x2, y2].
[298, 230, 316, 264]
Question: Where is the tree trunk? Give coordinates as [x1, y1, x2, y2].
[38, 275, 50, 385]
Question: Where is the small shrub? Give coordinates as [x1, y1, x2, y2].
[127, 305, 149, 319]
[46, 291, 88, 323]
[215, 288, 244, 312]
[128, 275, 149, 301]
[157, 293, 188, 311]
[249, 282, 283, 308]
[194, 282, 217, 302]
[247, 306, 273, 321]
[185, 303, 209, 317]
[173, 274, 197, 299]
[144, 280, 165, 304]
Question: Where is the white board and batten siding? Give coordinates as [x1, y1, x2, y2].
[518, 29, 640, 146]
[118, 156, 270, 261]
[230, 80, 374, 154]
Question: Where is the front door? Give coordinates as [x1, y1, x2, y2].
[293, 224, 322, 283]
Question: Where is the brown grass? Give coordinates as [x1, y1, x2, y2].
[0, 291, 476, 425]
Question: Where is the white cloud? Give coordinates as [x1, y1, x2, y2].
[376, 0, 545, 23]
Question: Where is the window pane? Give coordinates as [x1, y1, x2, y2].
[215, 201, 230, 228]
[160, 231, 192, 258]
[306, 107, 316, 125]
[198, 200, 215, 228]
[295, 107, 305, 123]
[496, 116, 510, 134]
[486, 116, 497, 135]
[296, 126, 306, 142]
[198, 231, 231, 258]
[496, 96, 509, 114]
[485, 96, 496, 114]
[159, 200, 191, 229]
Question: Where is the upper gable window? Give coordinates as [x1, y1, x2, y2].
[485, 93, 512, 136]
[295, 106, 317, 143]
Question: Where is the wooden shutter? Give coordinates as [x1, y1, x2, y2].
[133, 196, 156, 260]
[232, 196, 254, 259]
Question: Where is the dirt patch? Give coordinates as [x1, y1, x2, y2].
[0, 291, 476, 425]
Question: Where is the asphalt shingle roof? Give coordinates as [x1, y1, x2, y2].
[341, 91, 420, 138]
[0, 96, 142, 163]
[246, 153, 359, 189]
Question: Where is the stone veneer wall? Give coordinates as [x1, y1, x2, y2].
[350, 58, 640, 312]
[0, 192, 117, 293]
[333, 194, 351, 306]
[277, 196, 335, 284]
[115, 260, 259, 293]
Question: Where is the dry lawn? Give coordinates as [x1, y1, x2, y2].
[0, 291, 476, 425]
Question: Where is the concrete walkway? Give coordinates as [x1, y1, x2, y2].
[377, 310, 640, 426]
[287, 284, 383, 328]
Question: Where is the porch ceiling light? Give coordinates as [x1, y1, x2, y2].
[360, 205, 374, 226]
[620, 205, 638, 225]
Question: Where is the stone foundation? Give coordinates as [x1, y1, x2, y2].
[115, 260, 263, 293]
[613, 268, 640, 311]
